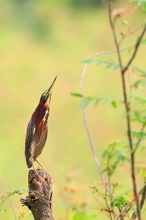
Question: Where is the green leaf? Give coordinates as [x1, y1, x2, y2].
[95, 97, 105, 105]
[132, 80, 146, 89]
[132, 66, 146, 77]
[73, 214, 84, 220]
[141, 38, 146, 44]
[91, 186, 99, 194]
[73, 213, 96, 220]
[0, 208, 6, 212]
[102, 141, 128, 176]
[81, 57, 120, 72]
[130, 129, 146, 139]
[131, 94, 146, 104]
[105, 61, 119, 71]
[129, 0, 146, 8]
[122, 20, 129, 26]
[95, 59, 103, 65]
[112, 197, 128, 208]
[110, 100, 117, 108]
[133, 111, 141, 122]
[95, 97, 119, 108]
[82, 97, 95, 108]
[140, 168, 146, 178]
[132, 110, 146, 123]
[72, 94, 119, 109]
[71, 93, 83, 98]
[103, 141, 126, 160]
[113, 64, 119, 71]
[109, 161, 119, 176]
[10, 189, 27, 195]
[81, 59, 96, 65]
[106, 62, 114, 69]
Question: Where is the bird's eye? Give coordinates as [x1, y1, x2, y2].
[40, 89, 50, 102]
[43, 90, 48, 97]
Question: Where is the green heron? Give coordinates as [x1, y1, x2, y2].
[25, 76, 57, 170]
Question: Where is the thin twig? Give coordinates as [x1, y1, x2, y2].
[80, 64, 105, 186]
[0, 193, 11, 207]
[130, 185, 146, 220]
[86, 45, 132, 59]
[139, 185, 146, 211]
[104, 186, 113, 220]
[122, 25, 146, 75]
[119, 25, 144, 46]
[0, 180, 17, 220]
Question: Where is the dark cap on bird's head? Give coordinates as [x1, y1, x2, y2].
[40, 75, 57, 104]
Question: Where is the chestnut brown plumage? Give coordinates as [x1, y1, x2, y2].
[25, 76, 57, 169]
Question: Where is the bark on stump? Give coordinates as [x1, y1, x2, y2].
[21, 168, 54, 220]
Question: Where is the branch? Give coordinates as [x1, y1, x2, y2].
[122, 25, 146, 75]
[20, 168, 54, 220]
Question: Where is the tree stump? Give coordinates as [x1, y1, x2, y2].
[20, 168, 54, 220]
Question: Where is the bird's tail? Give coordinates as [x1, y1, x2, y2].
[26, 158, 32, 168]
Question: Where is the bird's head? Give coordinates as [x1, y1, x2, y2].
[40, 76, 57, 105]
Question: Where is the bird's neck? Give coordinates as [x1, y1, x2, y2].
[32, 104, 50, 124]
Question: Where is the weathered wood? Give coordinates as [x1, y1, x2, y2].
[20, 168, 54, 220]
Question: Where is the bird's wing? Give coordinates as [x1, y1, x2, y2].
[25, 120, 36, 149]
[25, 120, 36, 168]
[37, 125, 48, 147]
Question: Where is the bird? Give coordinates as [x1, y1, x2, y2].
[25, 76, 57, 170]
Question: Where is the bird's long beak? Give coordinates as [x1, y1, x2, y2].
[40, 76, 57, 103]
[44, 75, 57, 98]
[48, 75, 57, 93]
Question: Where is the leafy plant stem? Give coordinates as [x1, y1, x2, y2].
[104, 188, 113, 220]
[116, 184, 146, 220]
[107, 160, 116, 220]
[122, 25, 146, 75]
[107, 1, 146, 220]
[80, 35, 135, 220]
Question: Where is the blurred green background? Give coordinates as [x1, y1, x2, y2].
[0, 0, 146, 219]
